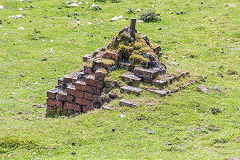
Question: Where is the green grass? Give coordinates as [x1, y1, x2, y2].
[0, 0, 240, 159]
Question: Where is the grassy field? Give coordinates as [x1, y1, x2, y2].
[0, 0, 240, 159]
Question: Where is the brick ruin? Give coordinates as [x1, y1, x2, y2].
[46, 19, 198, 116]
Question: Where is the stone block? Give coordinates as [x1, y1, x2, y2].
[133, 67, 160, 81]
[95, 69, 107, 81]
[83, 54, 92, 62]
[119, 99, 139, 107]
[120, 73, 141, 84]
[152, 79, 168, 88]
[148, 89, 168, 97]
[120, 86, 143, 95]
[47, 88, 59, 99]
[85, 75, 104, 88]
[75, 98, 93, 106]
[102, 52, 119, 60]
[93, 58, 116, 69]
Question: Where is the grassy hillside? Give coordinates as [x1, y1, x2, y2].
[0, 0, 240, 159]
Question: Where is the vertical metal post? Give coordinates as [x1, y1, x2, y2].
[130, 18, 136, 37]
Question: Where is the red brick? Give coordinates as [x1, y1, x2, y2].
[64, 102, 74, 110]
[47, 88, 59, 99]
[57, 90, 67, 101]
[66, 86, 84, 98]
[46, 106, 54, 111]
[75, 98, 93, 106]
[72, 104, 81, 112]
[83, 54, 92, 62]
[66, 95, 74, 103]
[75, 81, 92, 92]
[95, 69, 107, 81]
[72, 76, 77, 84]
[84, 92, 100, 102]
[92, 87, 103, 95]
[82, 106, 94, 113]
[47, 98, 63, 107]
[102, 52, 119, 60]
[85, 75, 104, 88]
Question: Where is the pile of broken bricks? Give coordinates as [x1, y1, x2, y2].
[46, 19, 198, 116]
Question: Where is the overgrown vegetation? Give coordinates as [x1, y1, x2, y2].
[139, 9, 159, 22]
[0, 0, 239, 159]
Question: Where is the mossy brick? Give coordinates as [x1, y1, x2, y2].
[83, 54, 92, 62]
[102, 52, 119, 60]
[47, 98, 63, 107]
[94, 58, 116, 69]
[75, 98, 93, 106]
[85, 75, 104, 88]
[47, 88, 59, 99]
[66, 85, 84, 98]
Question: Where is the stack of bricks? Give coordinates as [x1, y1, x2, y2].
[46, 66, 107, 116]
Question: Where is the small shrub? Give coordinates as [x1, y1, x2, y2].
[139, 9, 159, 22]
[210, 107, 222, 115]
[94, 0, 106, 2]
[110, 0, 120, 3]
[91, 4, 102, 10]
[126, 7, 135, 14]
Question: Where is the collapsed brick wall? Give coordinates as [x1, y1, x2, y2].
[46, 64, 108, 116]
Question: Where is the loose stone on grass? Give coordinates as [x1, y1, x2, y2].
[148, 89, 168, 97]
[120, 86, 143, 95]
[119, 99, 139, 107]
